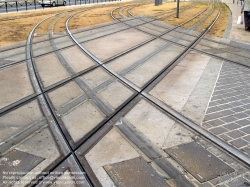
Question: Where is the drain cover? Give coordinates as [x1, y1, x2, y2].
[104, 157, 169, 187]
[165, 142, 234, 183]
[0, 149, 45, 185]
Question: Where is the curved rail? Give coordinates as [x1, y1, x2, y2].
[66, 0, 250, 167]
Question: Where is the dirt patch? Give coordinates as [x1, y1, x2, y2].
[207, 3, 228, 37]
[131, 1, 192, 17]
[68, 4, 121, 30]
[161, 2, 210, 27]
[0, 1, 228, 46]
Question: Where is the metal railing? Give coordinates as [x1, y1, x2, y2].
[0, 0, 120, 13]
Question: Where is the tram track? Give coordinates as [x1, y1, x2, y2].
[0, 0, 211, 115]
[0, 1, 200, 69]
[63, 0, 250, 184]
[1, 0, 250, 186]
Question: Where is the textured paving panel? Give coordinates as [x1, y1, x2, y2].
[202, 62, 250, 156]
[166, 142, 234, 182]
[0, 149, 44, 185]
[104, 157, 169, 187]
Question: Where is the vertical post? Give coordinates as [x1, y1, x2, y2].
[75, 0, 76, 6]
[16, 1, 18, 12]
[34, 0, 36, 10]
[25, 1, 27, 11]
[5, 2, 8, 13]
[176, 0, 179, 18]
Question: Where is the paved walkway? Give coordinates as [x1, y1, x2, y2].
[223, 0, 250, 43]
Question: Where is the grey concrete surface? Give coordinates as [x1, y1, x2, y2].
[1, 3, 250, 186]
[0, 63, 34, 110]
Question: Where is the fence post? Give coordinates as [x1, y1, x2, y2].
[34, 0, 36, 10]
[16, 1, 18, 12]
[5, 2, 7, 13]
[176, 0, 179, 18]
[25, 1, 27, 10]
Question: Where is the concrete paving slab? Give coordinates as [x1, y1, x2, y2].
[151, 21, 176, 30]
[32, 40, 54, 57]
[124, 44, 185, 87]
[34, 53, 70, 88]
[107, 38, 167, 73]
[0, 46, 26, 67]
[82, 28, 153, 61]
[47, 81, 84, 110]
[84, 128, 140, 187]
[137, 25, 163, 35]
[62, 100, 105, 143]
[98, 80, 134, 109]
[0, 99, 43, 143]
[0, 62, 34, 110]
[124, 99, 194, 149]
[122, 18, 146, 27]
[74, 23, 129, 44]
[70, 21, 119, 34]
[181, 58, 223, 124]
[51, 35, 75, 49]
[60, 46, 96, 73]
[81, 67, 112, 89]
[149, 51, 221, 116]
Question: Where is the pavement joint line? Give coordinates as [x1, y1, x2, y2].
[25, 11, 96, 186]
[0, 117, 48, 156]
[65, 0, 250, 168]
[1, 0, 248, 122]
[0, 6, 156, 54]
[1, 1, 250, 186]
[114, 118, 195, 187]
[0, 16, 166, 70]
[1, 0, 197, 52]
[49, 18, 113, 116]
[3, 0, 240, 73]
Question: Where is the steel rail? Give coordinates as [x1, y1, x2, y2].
[0, 0, 217, 115]
[25, 11, 95, 187]
[66, 0, 250, 167]
[0, 1, 203, 71]
[0, 1, 198, 55]
[126, 1, 250, 68]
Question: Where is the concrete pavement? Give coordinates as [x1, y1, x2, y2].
[1, 1, 250, 187]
